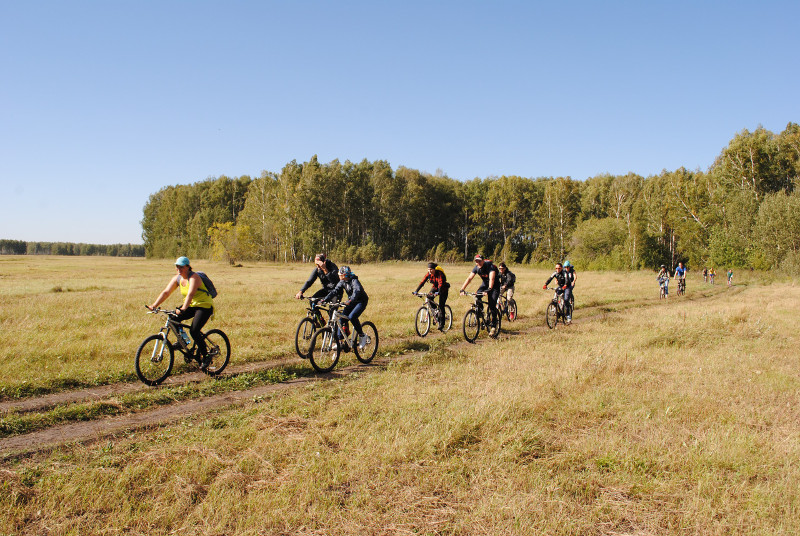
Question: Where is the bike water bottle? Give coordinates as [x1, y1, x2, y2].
[178, 326, 191, 347]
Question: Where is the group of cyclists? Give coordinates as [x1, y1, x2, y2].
[152, 251, 743, 372]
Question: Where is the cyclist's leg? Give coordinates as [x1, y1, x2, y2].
[487, 288, 500, 328]
[344, 301, 366, 336]
[437, 286, 449, 328]
[177, 307, 213, 357]
[563, 287, 572, 320]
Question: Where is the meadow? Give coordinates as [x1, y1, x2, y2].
[1, 256, 798, 534]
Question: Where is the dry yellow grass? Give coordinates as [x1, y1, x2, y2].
[1, 257, 798, 534]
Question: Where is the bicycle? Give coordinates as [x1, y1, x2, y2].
[136, 307, 230, 386]
[544, 286, 571, 329]
[461, 291, 501, 343]
[676, 278, 686, 296]
[412, 292, 453, 336]
[658, 277, 668, 299]
[497, 290, 518, 322]
[294, 297, 333, 359]
[307, 302, 379, 373]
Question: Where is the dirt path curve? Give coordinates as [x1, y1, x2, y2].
[1, 285, 740, 459]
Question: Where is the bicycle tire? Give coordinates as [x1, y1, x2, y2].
[309, 326, 340, 373]
[135, 334, 174, 386]
[415, 306, 431, 337]
[546, 302, 558, 330]
[490, 312, 502, 338]
[202, 329, 230, 376]
[295, 317, 316, 359]
[443, 305, 453, 331]
[463, 309, 480, 343]
[507, 299, 517, 322]
[354, 321, 379, 364]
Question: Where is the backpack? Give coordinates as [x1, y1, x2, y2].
[178, 271, 218, 298]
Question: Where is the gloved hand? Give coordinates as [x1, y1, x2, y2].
[542, 285, 547, 290]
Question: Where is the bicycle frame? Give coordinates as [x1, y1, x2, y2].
[413, 292, 442, 322]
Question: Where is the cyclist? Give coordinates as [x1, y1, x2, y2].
[702, 267, 708, 283]
[674, 262, 687, 293]
[709, 267, 716, 285]
[657, 264, 670, 297]
[413, 262, 450, 331]
[543, 262, 570, 324]
[459, 254, 501, 337]
[322, 266, 369, 350]
[727, 268, 733, 287]
[563, 260, 576, 316]
[295, 253, 339, 301]
[497, 262, 516, 311]
[147, 256, 214, 370]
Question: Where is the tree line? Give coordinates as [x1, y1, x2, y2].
[0, 239, 145, 257]
[141, 122, 800, 272]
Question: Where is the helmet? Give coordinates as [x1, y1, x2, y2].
[338, 265, 353, 279]
[661, 264, 665, 268]
[175, 256, 191, 267]
[563, 260, 571, 267]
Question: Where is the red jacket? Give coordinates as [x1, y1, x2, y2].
[417, 268, 448, 292]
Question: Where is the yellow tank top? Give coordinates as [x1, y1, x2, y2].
[179, 274, 214, 309]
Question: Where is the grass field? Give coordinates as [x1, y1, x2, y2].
[1, 256, 799, 534]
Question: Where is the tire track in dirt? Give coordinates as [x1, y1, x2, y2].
[1, 285, 740, 459]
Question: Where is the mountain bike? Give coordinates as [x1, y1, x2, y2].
[411, 292, 453, 336]
[676, 278, 686, 296]
[307, 302, 379, 373]
[658, 277, 668, 299]
[497, 290, 517, 322]
[544, 287, 570, 329]
[295, 296, 333, 359]
[461, 291, 501, 343]
[136, 307, 230, 386]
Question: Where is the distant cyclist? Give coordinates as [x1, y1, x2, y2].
[709, 267, 716, 285]
[674, 262, 687, 292]
[147, 256, 214, 370]
[414, 262, 450, 331]
[295, 253, 339, 301]
[563, 260, 576, 314]
[459, 254, 501, 336]
[727, 268, 733, 287]
[702, 267, 708, 283]
[543, 262, 571, 324]
[322, 266, 369, 350]
[657, 264, 670, 297]
[497, 262, 516, 308]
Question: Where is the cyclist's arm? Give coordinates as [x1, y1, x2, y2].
[415, 274, 429, 293]
[149, 275, 179, 310]
[460, 272, 476, 292]
[297, 268, 320, 297]
[488, 270, 496, 289]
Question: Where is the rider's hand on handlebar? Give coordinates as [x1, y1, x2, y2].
[295, 291, 303, 300]
[562, 285, 567, 290]
[460, 289, 466, 295]
[542, 284, 548, 290]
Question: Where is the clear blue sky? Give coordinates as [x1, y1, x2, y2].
[2, 1, 798, 244]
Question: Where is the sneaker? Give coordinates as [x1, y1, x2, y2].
[438, 324, 446, 332]
[566, 317, 572, 325]
[199, 353, 212, 370]
[488, 327, 497, 337]
[358, 334, 370, 350]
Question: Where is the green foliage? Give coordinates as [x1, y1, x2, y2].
[138, 123, 800, 272]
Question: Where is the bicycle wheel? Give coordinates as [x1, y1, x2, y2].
[202, 329, 230, 376]
[295, 317, 316, 359]
[507, 299, 517, 322]
[463, 309, 480, 343]
[309, 327, 340, 373]
[546, 303, 558, 329]
[135, 334, 174, 386]
[415, 306, 431, 337]
[354, 321, 379, 364]
[443, 305, 453, 331]
[490, 312, 502, 338]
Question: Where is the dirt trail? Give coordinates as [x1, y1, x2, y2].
[0, 286, 739, 459]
